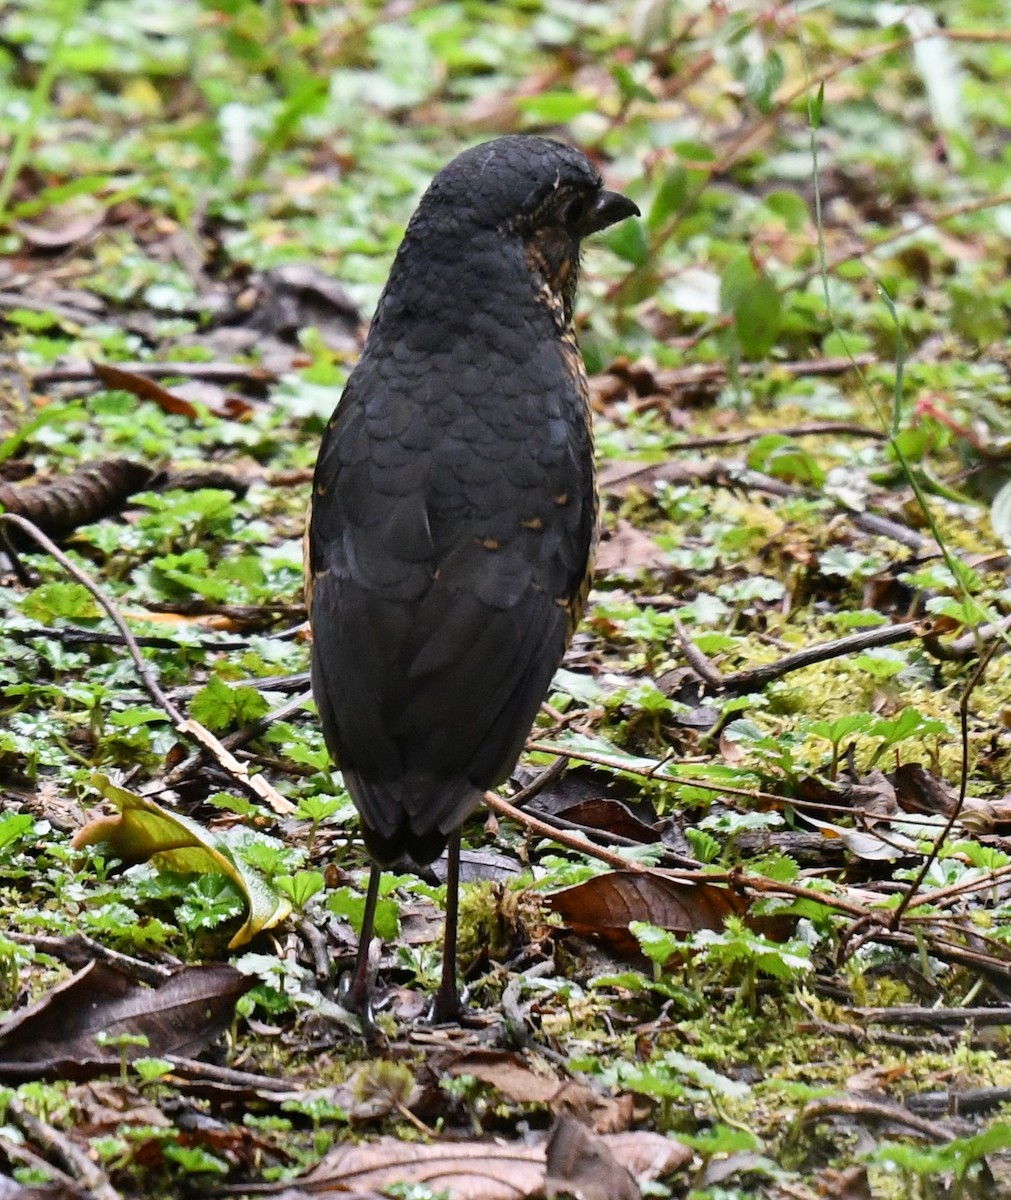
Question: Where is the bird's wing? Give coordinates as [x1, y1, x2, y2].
[307, 359, 593, 842]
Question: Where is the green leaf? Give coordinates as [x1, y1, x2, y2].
[720, 253, 782, 359]
[806, 713, 874, 743]
[853, 648, 907, 679]
[518, 92, 597, 122]
[21, 582, 101, 623]
[604, 217, 649, 266]
[646, 166, 688, 232]
[868, 708, 949, 745]
[0, 813, 34, 852]
[630, 921, 682, 967]
[275, 870, 326, 910]
[77, 775, 290, 948]
[746, 433, 825, 486]
[190, 676, 269, 732]
[810, 80, 824, 127]
[745, 48, 784, 115]
[763, 190, 809, 230]
[328, 886, 400, 942]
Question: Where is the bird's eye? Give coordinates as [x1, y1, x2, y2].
[559, 191, 593, 228]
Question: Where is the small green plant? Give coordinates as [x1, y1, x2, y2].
[94, 1031, 149, 1084]
[865, 1122, 1011, 1198]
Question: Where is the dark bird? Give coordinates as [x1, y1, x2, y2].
[306, 135, 639, 1023]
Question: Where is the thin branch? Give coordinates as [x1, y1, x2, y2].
[889, 639, 1000, 927]
[720, 619, 931, 693]
[31, 360, 278, 385]
[0, 512, 295, 815]
[5, 1095, 122, 1200]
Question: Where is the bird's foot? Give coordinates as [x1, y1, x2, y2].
[337, 943, 385, 1043]
[428, 979, 480, 1027]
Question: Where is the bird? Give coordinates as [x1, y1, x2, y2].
[306, 135, 639, 1024]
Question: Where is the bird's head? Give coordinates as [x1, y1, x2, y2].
[403, 135, 640, 331]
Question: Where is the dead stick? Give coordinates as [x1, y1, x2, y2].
[0, 513, 294, 815]
[720, 620, 932, 693]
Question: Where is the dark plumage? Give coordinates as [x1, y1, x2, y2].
[306, 135, 638, 1022]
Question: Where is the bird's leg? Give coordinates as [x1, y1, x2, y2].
[339, 862, 382, 1028]
[431, 831, 464, 1023]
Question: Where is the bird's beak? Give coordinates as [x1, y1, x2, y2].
[582, 189, 640, 235]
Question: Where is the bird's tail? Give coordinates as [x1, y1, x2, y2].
[342, 767, 483, 866]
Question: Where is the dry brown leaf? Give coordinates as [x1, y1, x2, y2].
[595, 519, 669, 574]
[551, 798, 658, 843]
[15, 204, 105, 249]
[298, 1129, 687, 1200]
[443, 1049, 563, 1104]
[0, 962, 252, 1081]
[545, 1115, 640, 1200]
[548, 871, 745, 959]
[92, 361, 253, 421]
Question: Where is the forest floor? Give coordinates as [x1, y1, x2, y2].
[3, 3, 1011, 1198]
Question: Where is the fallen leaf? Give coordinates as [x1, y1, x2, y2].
[548, 798, 659, 843]
[549, 871, 745, 959]
[15, 203, 105, 249]
[545, 1115, 641, 1200]
[298, 1129, 687, 1200]
[443, 1049, 573, 1104]
[596, 520, 669, 574]
[92, 362, 252, 421]
[0, 961, 252, 1081]
[74, 775, 290, 946]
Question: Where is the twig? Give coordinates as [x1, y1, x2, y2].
[501, 959, 557, 1049]
[908, 1085, 1011, 1118]
[923, 613, 1011, 662]
[720, 619, 931, 693]
[297, 917, 331, 983]
[486, 789, 873, 919]
[798, 1094, 954, 1142]
[8, 622, 247, 652]
[507, 756, 569, 809]
[0, 513, 295, 816]
[163, 1056, 295, 1092]
[674, 616, 725, 687]
[1, 514, 185, 721]
[889, 639, 1001, 927]
[600, 456, 935, 552]
[5, 1095, 122, 1200]
[31, 360, 278, 385]
[484, 790, 649, 873]
[791, 188, 1011, 292]
[669, 420, 884, 450]
[4, 931, 175, 983]
[0, 1134, 93, 1199]
[0, 290, 99, 324]
[851, 1006, 1011, 1027]
[162, 688, 313, 789]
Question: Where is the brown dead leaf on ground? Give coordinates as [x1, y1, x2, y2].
[595, 519, 670, 574]
[14, 201, 106, 250]
[549, 871, 746, 959]
[293, 1126, 688, 1200]
[894, 762, 996, 831]
[0, 961, 252, 1081]
[439, 1048, 633, 1132]
[543, 797, 659, 843]
[544, 1115, 641, 1200]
